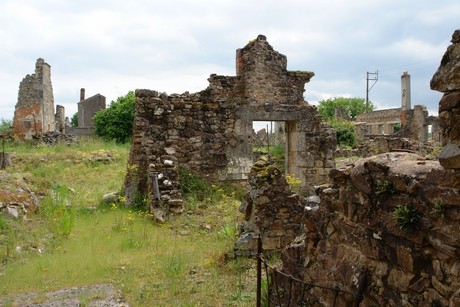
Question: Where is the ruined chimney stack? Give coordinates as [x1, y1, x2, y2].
[400, 72, 411, 128]
[401, 72, 411, 111]
[80, 88, 85, 101]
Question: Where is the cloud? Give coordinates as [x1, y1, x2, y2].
[0, 0, 458, 122]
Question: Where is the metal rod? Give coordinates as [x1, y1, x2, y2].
[1, 135, 5, 170]
[151, 172, 160, 200]
[353, 268, 368, 307]
[257, 235, 262, 307]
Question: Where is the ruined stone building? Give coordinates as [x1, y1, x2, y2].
[13, 58, 65, 140]
[355, 72, 440, 143]
[271, 29, 460, 307]
[66, 88, 106, 136]
[124, 35, 336, 216]
[77, 88, 106, 128]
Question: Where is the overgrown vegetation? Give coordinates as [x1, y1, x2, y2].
[393, 204, 422, 232]
[329, 119, 356, 147]
[317, 97, 375, 121]
[376, 179, 394, 196]
[0, 138, 255, 305]
[316, 97, 374, 148]
[0, 118, 13, 134]
[94, 91, 136, 143]
[70, 112, 78, 127]
[430, 199, 446, 218]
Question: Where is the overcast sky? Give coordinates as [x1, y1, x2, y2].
[0, 0, 458, 122]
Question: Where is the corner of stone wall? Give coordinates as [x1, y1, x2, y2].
[234, 159, 304, 256]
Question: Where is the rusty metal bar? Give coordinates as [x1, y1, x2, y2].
[151, 172, 160, 200]
[0, 134, 5, 170]
[264, 261, 270, 307]
[257, 235, 262, 307]
[353, 268, 368, 307]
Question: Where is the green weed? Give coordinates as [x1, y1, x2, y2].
[376, 179, 394, 196]
[39, 184, 75, 237]
[393, 204, 421, 232]
[0, 138, 255, 306]
[430, 199, 446, 218]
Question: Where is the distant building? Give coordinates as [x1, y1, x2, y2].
[66, 88, 106, 136]
[13, 58, 65, 140]
[355, 72, 440, 143]
[77, 88, 106, 128]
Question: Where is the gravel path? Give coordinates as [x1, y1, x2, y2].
[0, 284, 129, 306]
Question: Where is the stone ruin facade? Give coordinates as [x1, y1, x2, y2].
[270, 29, 460, 306]
[235, 159, 305, 255]
[13, 58, 65, 140]
[124, 35, 336, 218]
[431, 29, 460, 170]
[355, 72, 440, 144]
[77, 88, 106, 128]
[66, 88, 106, 137]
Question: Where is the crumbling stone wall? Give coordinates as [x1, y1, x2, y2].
[278, 153, 460, 306]
[431, 29, 460, 169]
[77, 91, 106, 128]
[355, 106, 439, 143]
[274, 29, 460, 306]
[55, 105, 65, 133]
[356, 108, 401, 135]
[13, 58, 56, 140]
[235, 160, 304, 255]
[124, 35, 336, 216]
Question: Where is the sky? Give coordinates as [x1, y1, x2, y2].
[0, 0, 459, 124]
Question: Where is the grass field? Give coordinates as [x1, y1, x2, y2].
[0, 137, 256, 306]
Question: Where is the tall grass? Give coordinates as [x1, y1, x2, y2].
[0, 137, 256, 306]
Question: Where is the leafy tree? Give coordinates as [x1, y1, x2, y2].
[317, 97, 375, 121]
[94, 91, 136, 143]
[0, 118, 13, 134]
[70, 112, 78, 127]
[329, 119, 356, 147]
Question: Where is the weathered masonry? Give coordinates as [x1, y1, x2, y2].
[67, 88, 106, 137]
[77, 88, 106, 128]
[13, 58, 64, 140]
[124, 35, 336, 213]
[355, 72, 440, 143]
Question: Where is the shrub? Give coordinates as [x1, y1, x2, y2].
[330, 119, 356, 147]
[94, 91, 135, 143]
[286, 174, 301, 193]
[430, 199, 446, 218]
[0, 118, 13, 134]
[393, 204, 421, 232]
[376, 179, 394, 196]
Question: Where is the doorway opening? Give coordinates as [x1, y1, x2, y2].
[252, 120, 300, 179]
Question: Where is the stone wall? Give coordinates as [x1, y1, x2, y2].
[65, 127, 96, 137]
[431, 29, 460, 169]
[77, 93, 106, 128]
[124, 35, 336, 216]
[277, 153, 460, 306]
[273, 29, 460, 306]
[13, 58, 56, 140]
[356, 108, 401, 135]
[235, 160, 304, 255]
[55, 105, 65, 133]
[355, 106, 440, 143]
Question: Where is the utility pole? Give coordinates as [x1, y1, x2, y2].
[366, 71, 378, 113]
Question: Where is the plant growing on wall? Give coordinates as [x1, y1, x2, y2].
[393, 204, 421, 232]
[376, 179, 394, 196]
[430, 199, 446, 218]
